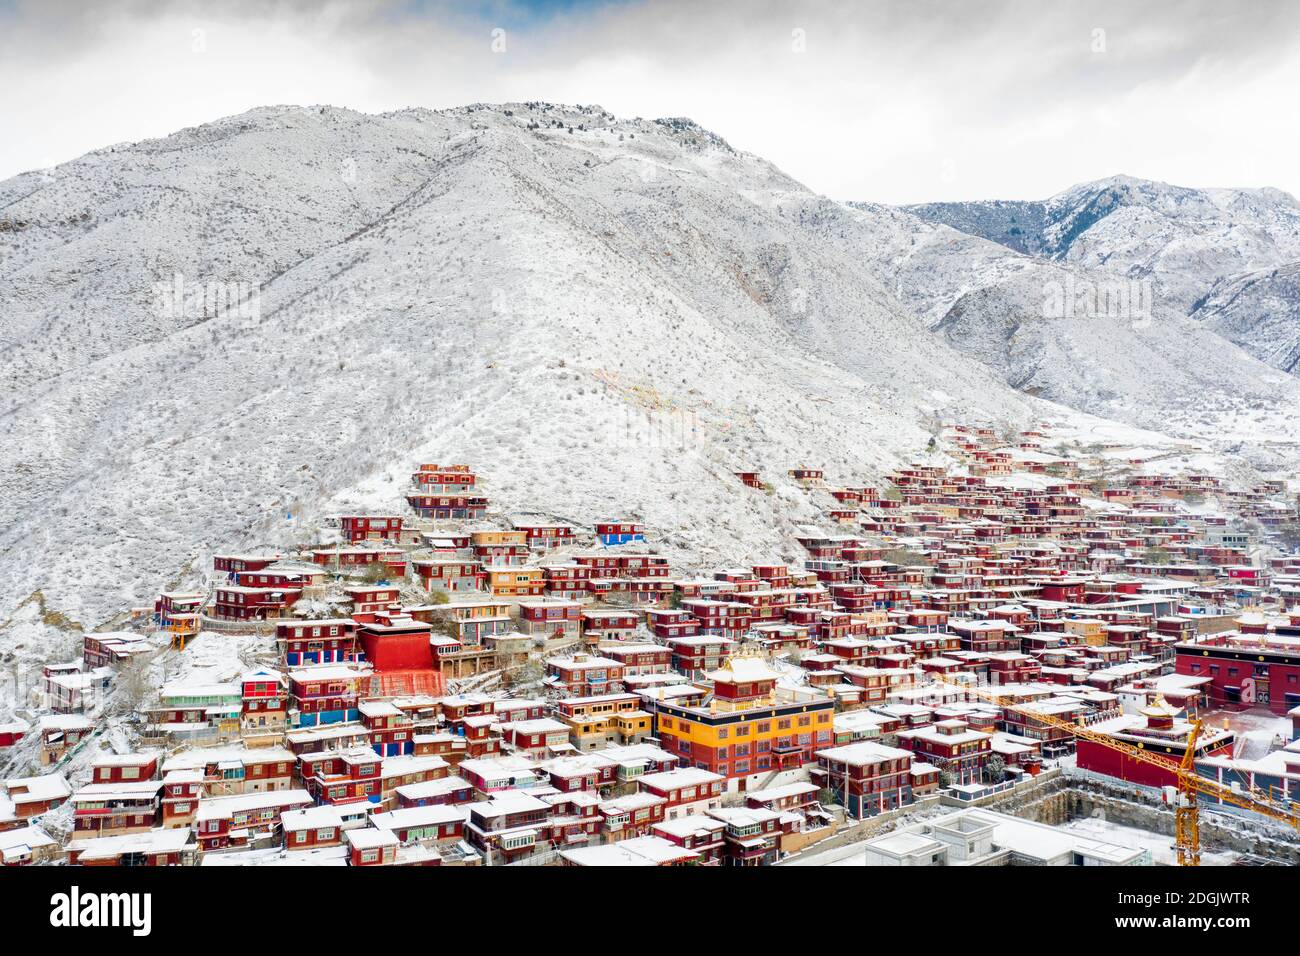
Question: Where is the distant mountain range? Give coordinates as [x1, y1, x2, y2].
[901, 175, 1300, 375]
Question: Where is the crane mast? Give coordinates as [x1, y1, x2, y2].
[927, 674, 1300, 865]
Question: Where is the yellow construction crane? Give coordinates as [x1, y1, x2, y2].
[928, 674, 1300, 865]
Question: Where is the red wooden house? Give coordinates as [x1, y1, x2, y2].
[512, 520, 577, 550]
[213, 554, 281, 576]
[287, 664, 367, 727]
[637, 768, 726, 819]
[282, 805, 344, 850]
[152, 592, 204, 638]
[344, 826, 405, 866]
[600, 792, 667, 840]
[653, 814, 726, 863]
[212, 584, 302, 622]
[406, 493, 489, 520]
[897, 719, 992, 785]
[193, 789, 312, 851]
[412, 558, 483, 594]
[411, 464, 477, 492]
[544, 563, 594, 600]
[371, 803, 467, 845]
[664, 635, 735, 677]
[600, 642, 672, 675]
[518, 599, 582, 637]
[681, 599, 752, 639]
[160, 770, 203, 828]
[580, 609, 639, 642]
[1, 773, 70, 829]
[396, 776, 476, 808]
[241, 668, 286, 734]
[339, 515, 406, 543]
[360, 700, 416, 757]
[0, 719, 29, 750]
[344, 584, 402, 616]
[277, 618, 359, 667]
[298, 746, 383, 805]
[69, 781, 162, 838]
[90, 753, 159, 785]
[595, 521, 645, 546]
[545, 654, 626, 696]
[811, 741, 914, 818]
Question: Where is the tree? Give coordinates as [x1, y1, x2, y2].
[983, 754, 1007, 783]
[510, 658, 545, 691]
[1276, 523, 1300, 553]
[111, 657, 155, 717]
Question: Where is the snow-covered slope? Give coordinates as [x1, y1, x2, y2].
[899, 199, 1049, 257]
[841, 197, 1300, 452]
[904, 175, 1300, 315]
[1191, 261, 1300, 374]
[0, 103, 1045, 630]
[1049, 176, 1300, 314]
[3, 106, 1297, 644]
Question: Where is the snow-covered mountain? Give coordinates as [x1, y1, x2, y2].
[1191, 261, 1300, 374]
[2, 105, 1298, 644]
[0, 103, 1046, 633]
[897, 199, 1050, 257]
[906, 175, 1300, 313]
[843, 194, 1300, 450]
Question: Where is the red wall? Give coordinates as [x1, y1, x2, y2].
[360, 632, 434, 671]
[1076, 737, 1234, 788]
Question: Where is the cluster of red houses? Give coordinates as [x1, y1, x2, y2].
[6, 430, 1300, 867]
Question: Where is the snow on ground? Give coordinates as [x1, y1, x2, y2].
[1060, 815, 1239, 867]
[1204, 708, 1293, 751]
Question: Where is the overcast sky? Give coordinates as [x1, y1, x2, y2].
[2, 0, 1298, 203]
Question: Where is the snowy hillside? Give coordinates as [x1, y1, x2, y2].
[0, 103, 1042, 634]
[904, 175, 1300, 315]
[898, 199, 1049, 257]
[2, 104, 1297, 649]
[1191, 261, 1300, 374]
[1047, 176, 1300, 314]
[841, 197, 1300, 454]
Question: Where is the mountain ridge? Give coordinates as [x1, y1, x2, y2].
[2, 104, 1297, 639]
